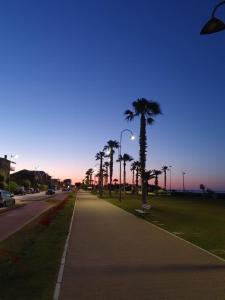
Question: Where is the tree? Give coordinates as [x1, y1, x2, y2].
[125, 98, 162, 206]
[104, 140, 119, 196]
[103, 161, 110, 186]
[130, 161, 141, 194]
[152, 169, 162, 189]
[85, 168, 94, 186]
[162, 166, 169, 190]
[118, 153, 133, 193]
[95, 151, 105, 197]
[0, 171, 5, 189]
[22, 179, 31, 189]
[145, 170, 155, 192]
[6, 181, 18, 193]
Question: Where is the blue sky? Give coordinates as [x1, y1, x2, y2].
[0, 0, 225, 190]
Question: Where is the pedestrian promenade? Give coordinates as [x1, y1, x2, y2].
[59, 190, 225, 300]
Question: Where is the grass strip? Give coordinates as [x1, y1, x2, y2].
[0, 192, 76, 300]
[93, 190, 225, 260]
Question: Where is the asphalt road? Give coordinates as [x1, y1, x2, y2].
[0, 191, 69, 242]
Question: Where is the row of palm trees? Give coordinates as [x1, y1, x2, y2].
[85, 98, 164, 207]
[85, 164, 170, 194]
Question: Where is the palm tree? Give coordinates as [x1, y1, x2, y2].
[125, 98, 162, 206]
[113, 178, 118, 186]
[104, 140, 119, 196]
[85, 168, 94, 186]
[103, 161, 110, 187]
[152, 169, 162, 190]
[161, 166, 169, 190]
[130, 161, 136, 187]
[145, 169, 155, 193]
[130, 161, 141, 195]
[95, 151, 105, 197]
[118, 153, 133, 193]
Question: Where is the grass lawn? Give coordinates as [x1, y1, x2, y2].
[94, 190, 225, 260]
[0, 192, 76, 300]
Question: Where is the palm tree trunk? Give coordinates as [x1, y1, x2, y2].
[123, 161, 126, 194]
[99, 158, 103, 197]
[135, 168, 139, 195]
[109, 150, 113, 196]
[164, 171, 167, 190]
[132, 169, 135, 194]
[140, 114, 147, 204]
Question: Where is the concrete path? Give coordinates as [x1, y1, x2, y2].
[59, 190, 225, 300]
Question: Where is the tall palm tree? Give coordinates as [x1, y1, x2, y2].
[152, 169, 162, 189]
[145, 169, 155, 192]
[161, 166, 169, 190]
[131, 161, 141, 194]
[95, 151, 105, 197]
[130, 161, 136, 187]
[104, 140, 119, 196]
[86, 168, 94, 186]
[103, 161, 110, 187]
[125, 98, 162, 206]
[118, 153, 133, 193]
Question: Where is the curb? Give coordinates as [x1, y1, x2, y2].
[53, 193, 77, 300]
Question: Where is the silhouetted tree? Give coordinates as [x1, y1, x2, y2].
[152, 169, 162, 189]
[118, 153, 133, 193]
[104, 140, 119, 196]
[95, 151, 105, 197]
[103, 161, 110, 186]
[145, 170, 155, 192]
[162, 166, 169, 190]
[125, 98, 162, 206]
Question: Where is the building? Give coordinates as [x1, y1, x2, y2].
[10, 169, 51, 187]
[63, 179, 72, 187]
[0, 155, 16, 185]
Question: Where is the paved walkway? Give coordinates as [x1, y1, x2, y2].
[59, 190, 225, 300]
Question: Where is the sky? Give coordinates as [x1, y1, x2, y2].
[0, 0, 225, 190]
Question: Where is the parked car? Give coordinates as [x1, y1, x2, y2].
[0, 190, 16, 207]
[14, 186, 26, 195]
[46, 189, 55, 195]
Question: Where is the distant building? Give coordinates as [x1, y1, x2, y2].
[50, 178, 61, 189]
[10, 169, 51, 187]
[0, 155, 16, 184]
[63, 179, 72, 187]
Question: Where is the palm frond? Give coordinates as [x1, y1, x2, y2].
[147, 117, 154, 125]
[124, 109, 135, 121]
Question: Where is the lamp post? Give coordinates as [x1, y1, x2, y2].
[119, 129, 135, 201]
[182, 171, 186, 192]
[200, 1, 225, 34]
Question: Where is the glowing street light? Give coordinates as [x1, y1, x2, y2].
[119, 129, 135, 201]
[200, 1, 225, 35]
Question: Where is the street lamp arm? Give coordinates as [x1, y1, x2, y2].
[212, 0, 225, 17]
[119, 128, 135, 201]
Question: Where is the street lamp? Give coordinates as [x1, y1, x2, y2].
[182, 171, 186, 192]
[119, 129, 135, 201]
[200, 1, 225, 35]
